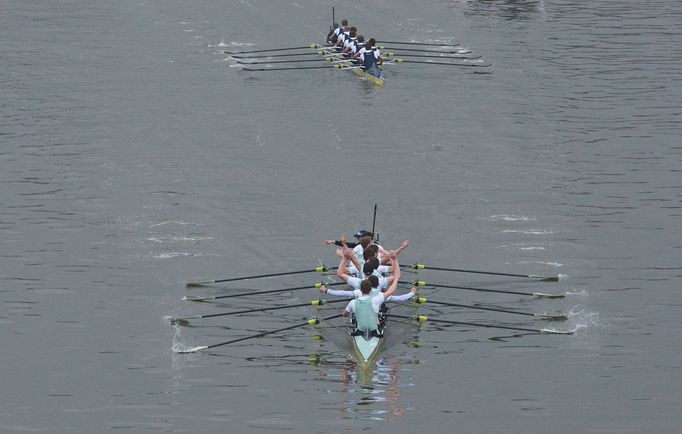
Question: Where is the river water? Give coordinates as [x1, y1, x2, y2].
[2, 0, 680, 432]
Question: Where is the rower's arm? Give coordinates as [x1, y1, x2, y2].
[347, 251, 362, 274]
[394, 240, 409, 256]
[385, 287, 417, 303]
[342, 300, 354, 317]
[336, 253, 350, 282]
[324, 287, 357, 299]
[382, 253, 401, 298]
[325, 239, 359, 248]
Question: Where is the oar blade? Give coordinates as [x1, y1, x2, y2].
[540, 328, 574, 335]
[533, 292, 565, 299]
[531, 275, 560, 282]
[170, 318, 192, 327]
[183, 295, 213, 302]
[186, 281, 215, 288]
[535, 313, 569, 322]
[173, 345, 208, 354]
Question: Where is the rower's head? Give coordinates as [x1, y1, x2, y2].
[359, 236, 372, 249]
[368, 275, 380, 289]
[349, 27, 357, 37]
[362, 257, 380, 277]
[357, 35, 365, 44]
[368, 38, 376, 47]
[360, 279, 373, 295]
[341, 19, 348, 27]
[363, 244, 379, 261]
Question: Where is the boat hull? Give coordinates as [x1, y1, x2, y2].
[351, 333, 383, 367]
[350, 66, 385, 86]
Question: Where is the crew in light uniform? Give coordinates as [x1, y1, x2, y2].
[335, 248, 395, 291]
[342, 252, 402, 335]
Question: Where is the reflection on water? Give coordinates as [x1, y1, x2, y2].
[456, 0, 545, 20]
[311, 353, 419, 422]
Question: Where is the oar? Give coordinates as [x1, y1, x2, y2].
[237, 58, 333, 65]
[224, 44, 326, 55]
[385, 52, 481, 60]
[415, 297, 567, 321]
[390, 59, 491, 67]
[403, 281, 564, 299]
[391, 314, 573, 335]
[241, 64, 354, 72]
[186, 266, 336, 288]
[378, 40, 460, 47]
[379, 46, 470, 54]
[409, 280, 564, 299]
[171, 298, 347, 324]
[184, 282, 344, 302]
[174, 313, 345, 353]
[406, 263, 559, 282]
[231, 51, 329, 59]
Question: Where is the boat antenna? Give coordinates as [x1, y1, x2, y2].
[371, 203, 378, 242]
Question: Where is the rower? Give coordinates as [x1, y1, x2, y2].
[349, 35, 365, 63]
[342, 252, 401, 337]
[342, 27, 358, 56]
[353, 38, 384, 77]
[335, 20, 351, 50]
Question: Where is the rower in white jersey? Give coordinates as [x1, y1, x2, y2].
[342, 252, 402, 336]
[342, 27, 358, 55]
[336, 25, 351, 50]
[353, 38, 384, 76]
[350, 35, 365, 59]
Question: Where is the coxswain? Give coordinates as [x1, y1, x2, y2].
[328, 19, 349, 45]
[324, 229, 373, 249]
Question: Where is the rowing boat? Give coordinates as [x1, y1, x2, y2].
[318, 44, 385, 87]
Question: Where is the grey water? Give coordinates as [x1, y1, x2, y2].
[2, 0, 681, 432]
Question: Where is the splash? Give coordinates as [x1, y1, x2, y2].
[169, 321, 206, 354]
